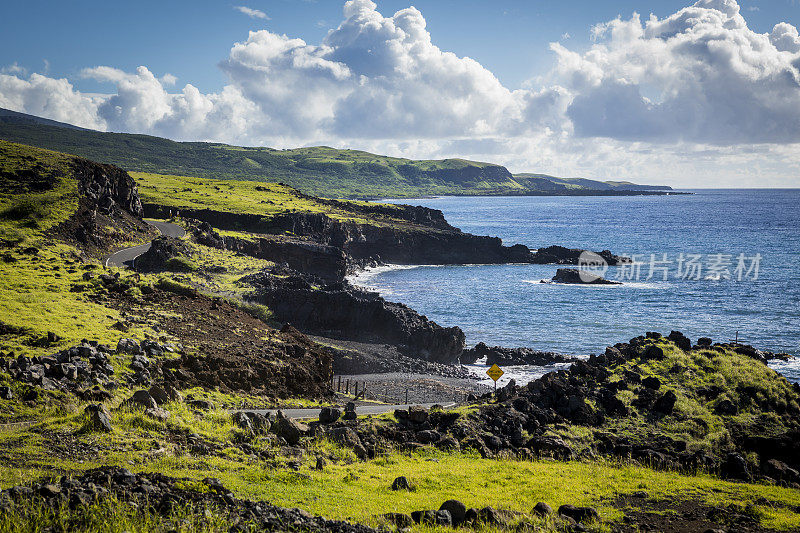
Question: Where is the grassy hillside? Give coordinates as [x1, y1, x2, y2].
[0, 111, 671, 199]
[1, 140, 800, 532]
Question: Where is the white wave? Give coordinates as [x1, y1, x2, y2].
[464, 362, 574, 386]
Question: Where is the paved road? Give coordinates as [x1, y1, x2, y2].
[236, 402, 456, 420]
[105, 220, 185, 269]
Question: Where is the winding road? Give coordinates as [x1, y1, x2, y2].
[238, 402, 456, 420]
[105, 219, 185, 269]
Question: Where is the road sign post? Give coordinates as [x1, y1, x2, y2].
[486, 364, 504, 396]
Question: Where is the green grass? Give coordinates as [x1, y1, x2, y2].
[0, 123, 668, 198]
[0, 140, 80, 243]
[132, 172, 406, 226]
[0, 497, 237, 532]
[0, 246, 155, 359]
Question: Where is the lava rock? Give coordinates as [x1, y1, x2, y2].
[439, 500, 467, 526]
[319, 407, 341, 424]
[550, 268, 621, 285]
[127, 390, 158, 410]
[275, 412, 309, 446]
[391, 476, 410, 491]
[84, 404, 113, 432]
[558, 504, 599, 523]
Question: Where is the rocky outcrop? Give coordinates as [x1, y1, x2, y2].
[532, 246, 629, 265]
[460, 342, 579, 366]
[193, 222, 347, 282]
[549, 268, 621, 285]
[73, 158, 143, 217]
[134, 236, 193, 272]
[146, 205, 538, 270]
[244, 273, 465, 364]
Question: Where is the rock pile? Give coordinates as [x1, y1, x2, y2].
[0, 341, 116, 395]
[0, 467, 378, 533]
[385, 497, 600, 530]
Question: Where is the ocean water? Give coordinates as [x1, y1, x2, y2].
[348, 190, 800, 384]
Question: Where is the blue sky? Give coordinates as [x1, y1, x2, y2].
[2, 0, 791, 93]
[2, 0, 800, 187]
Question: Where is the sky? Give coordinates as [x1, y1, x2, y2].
[1, 0, 800, 187]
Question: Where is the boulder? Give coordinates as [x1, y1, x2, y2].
[116, 338, 141, 354]
[667, 331, 692, 351]
[232, 412, 253, 432]
[127, 390, 157, 410]
[383, 513, 413, 528]
[440, 500, 467, 526]
[416, 430, 441, 444]
[623, 370, 641, 384]
[275, 412, 309, 446]
[642, 376, 661, 390]
[721, 453, 752, 482]
[654, 391, 677, 415]
[533, 502, 553, 516]
[187, 399, 213, 410]
[84, 404, 113, 432]
[342, 402, 357, 421]
[714, 398, 739, 415]
[642, 344, 665, 360]
[478, 506, 505, 526]
[411, 510, 436, 525]
[765, 459, 800, 482]
[408, 406, 429, 424]
[327, 427, 367, 459]
[148, 385, 171, 405]
[319, 407, 341, 424]
[558, 504, 599, 523]
[391, 476, 411, 491]
[144, 407, 170, 421]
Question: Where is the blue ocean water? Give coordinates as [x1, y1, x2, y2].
[349, 190, 800, 382]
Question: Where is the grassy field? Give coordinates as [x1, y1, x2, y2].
[3, 398, 800, 532]
[0, 121, 669, 198]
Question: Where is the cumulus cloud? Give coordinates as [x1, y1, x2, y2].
[0, 0, 799, 186]
[234, 6, 270, 20]
[553, 0, 800, 144]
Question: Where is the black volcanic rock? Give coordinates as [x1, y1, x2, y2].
[460, 342, 578, 366]
[244, 273, 465, 364]
[532, 245, 629, 265]
[549, 268, 621, 285]
[73, 158, 143, 217]
[134, 236, 192, 272]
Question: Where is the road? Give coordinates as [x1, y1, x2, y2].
[105, 220, 185, 269]
[237, 402, 456, 420]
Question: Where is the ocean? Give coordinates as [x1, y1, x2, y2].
[348, 190, 800, 385]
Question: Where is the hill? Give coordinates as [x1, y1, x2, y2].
[1, 140, 799, 532]
[0, 108, 672, 199]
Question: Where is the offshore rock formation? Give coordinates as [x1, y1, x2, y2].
[549, 268, 621, 285]
[531, 246, 629, 266]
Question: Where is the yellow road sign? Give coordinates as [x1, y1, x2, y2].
[486, 364, 504, 382]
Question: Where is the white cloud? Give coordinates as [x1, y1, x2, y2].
[234, 6, 270, 20]
[552, 0, 800, 144]
[1, 62, 27, 76]
[0, 0, 799, 187]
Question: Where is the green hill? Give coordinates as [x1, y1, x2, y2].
[0, 108, 672, 199]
